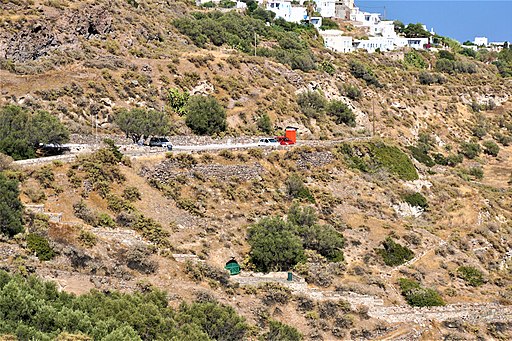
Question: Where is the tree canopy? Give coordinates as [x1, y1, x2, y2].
[0, 270, 254, 340]
[0, 105, 69, 160]
[185, 95, 227, 135]
[0, 172, 24, 237]
[114, 108, 170, 143]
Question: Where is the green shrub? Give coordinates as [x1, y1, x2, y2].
[285, 174, 315, 203]
[338, 141, 418, 180]
[107, 194, 134, 213]
[404, 50, 427, 69]
[123, 187, 142, 201]
[248, 217, 306, 272]
[168, 88, 190, 115]
[457, 266, 484, 287]
[326, 100, 356, 127]
[185, 95, 227, 135]
[0, 172, 24, 237]
[297, 90, 327, 119]
[73, 200, 98, 226]
[482, 140, 500, 157]
[408, 145, 434, 166]
[398, 278, 445, 307]
[34, 165, 55, 188]
[265, 320, 302, 341]
[471, 125, 487, 138]
[76, 148, 126, 197]
[468, 166, 484, 179]
[418, 71, 445, 85]
[349, 61, 381, 87]
[344, 84, 361, 100]
[97, 213, 116, 228]
[257, 113, 273, 134]
[377, 237, 414, 266]
[319, 60, 336, 75]
[403, 192, 428, 209]
[26, 233, 55, 261]
[460, 142, 481, 159]
[78, 229, 98, 248]
[444, 153, 464, 166]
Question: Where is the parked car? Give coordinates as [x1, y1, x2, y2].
[257, 138, 280, 147]
[275, 136, 295, 145]
[149, 137, 173, 150]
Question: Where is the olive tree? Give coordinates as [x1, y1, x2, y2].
[114, 108, 170, 143]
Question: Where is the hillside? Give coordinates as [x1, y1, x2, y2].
[1, 0, 512, 340]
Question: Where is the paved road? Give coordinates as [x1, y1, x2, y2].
[13, 137, 371, 167]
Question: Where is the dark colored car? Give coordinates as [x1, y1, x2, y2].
[149, 137, 173, 150]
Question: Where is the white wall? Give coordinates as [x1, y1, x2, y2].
[320, 29, 353, 52]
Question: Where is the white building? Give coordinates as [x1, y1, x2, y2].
[353, 37, 395, 53]
[395, 37, 430, 50]
[320, 29, 354, 52]
[315, 0, 336, 18]
[266, 1, 322, 28]
[350, 7, 381, 27]
[474, 37, 488, 46]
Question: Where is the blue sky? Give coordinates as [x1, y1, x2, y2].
[357, 1, 512, 43]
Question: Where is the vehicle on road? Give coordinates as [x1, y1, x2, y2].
[149, 137, 173, 150]
[257, 138, 280, 147]
[275, 136, 295, 145]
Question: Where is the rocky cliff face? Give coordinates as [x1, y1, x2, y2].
[0, 3, 112, 61]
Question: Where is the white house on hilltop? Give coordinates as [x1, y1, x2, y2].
[265, 1, 323, 28]
[319, 30, 354, 52]
[474, 37, 488, 46]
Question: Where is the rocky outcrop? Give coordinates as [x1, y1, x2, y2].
[1, 5, 112, 61]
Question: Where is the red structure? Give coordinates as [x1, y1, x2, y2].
[285, 126, 298, 143]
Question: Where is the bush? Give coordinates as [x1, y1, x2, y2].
[319, 60, 336, 75]
[168, 88, 190, 115]
[460, 142, 481, 159]
[457, 266, 484, 287]
[126, 244, 158, 274]
[285, 173, 315, 202]
[468, 166, 484, 179]
[399, 278, 445, 307]
[344, 84, 361, 100]
[377, 237, 414, 266]
[0, 172, 24, 237]
[404, 50, 427, 69]
[326, 100, 356, 127]
[34, 165, 55, 188]
[418, 71, 445, 85]
[297, 90, 327, 119]
[261, 283, 292, 305]
[403, 192, 428, 209]
[349, 61, 381, 87]
[73, 200, 99, 226]
[26, 233, 55, 261]
[248, 217, 305, 272]
[185, 95, 227, 135]
[338, 141, 418, 180]
[257, 113, 273, 134]
[123, 187, 142, 201]
[408, 145, 435, 166]
[482, 140, 500, 157]
[265, 320, 302, 341]
[78, 229, 98, 248]
[97, 213, 116, 228]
